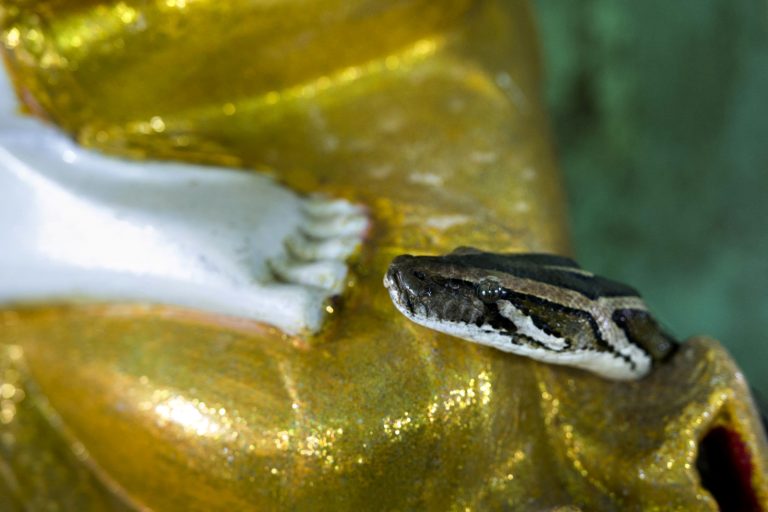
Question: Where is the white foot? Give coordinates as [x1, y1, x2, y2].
[0, 71, 368, 335]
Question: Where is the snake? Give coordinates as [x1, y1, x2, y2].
[383, 247, 677, 380]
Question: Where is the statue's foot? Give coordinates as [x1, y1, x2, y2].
[0, 74, 368, 335]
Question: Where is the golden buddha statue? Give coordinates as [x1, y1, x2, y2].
[0, 0, 766, 510]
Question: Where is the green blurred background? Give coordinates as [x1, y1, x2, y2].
[531, 1, 768, 394]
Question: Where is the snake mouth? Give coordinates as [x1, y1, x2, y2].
[385, 269, 422, 317]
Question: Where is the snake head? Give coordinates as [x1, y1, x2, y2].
[383, 254, 485, 324]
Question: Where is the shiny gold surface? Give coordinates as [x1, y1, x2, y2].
[2, 307, 767, 510]
[2, 0, 566, 254]
[1, 0, 767, 510]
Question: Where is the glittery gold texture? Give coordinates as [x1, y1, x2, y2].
[1, 0, 767, 510]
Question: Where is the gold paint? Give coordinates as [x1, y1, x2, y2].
[3, 27, 20, 48]
[221, 102, 235, 116]
[4, 306, 766, 510]
[149, 116, 166, 133]
[1, 0, 767, 510]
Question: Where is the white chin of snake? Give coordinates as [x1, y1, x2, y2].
[0, 69, 368, 335]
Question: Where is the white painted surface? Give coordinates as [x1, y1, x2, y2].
[0, 69, 367, 334]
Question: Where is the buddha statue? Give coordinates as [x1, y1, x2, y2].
[0, 0, 765, 509]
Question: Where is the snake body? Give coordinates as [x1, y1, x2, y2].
[383, 247, 677, 380]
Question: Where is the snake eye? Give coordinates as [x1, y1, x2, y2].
[476, 278, 504, 303]
[412, 270, 426, 281]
